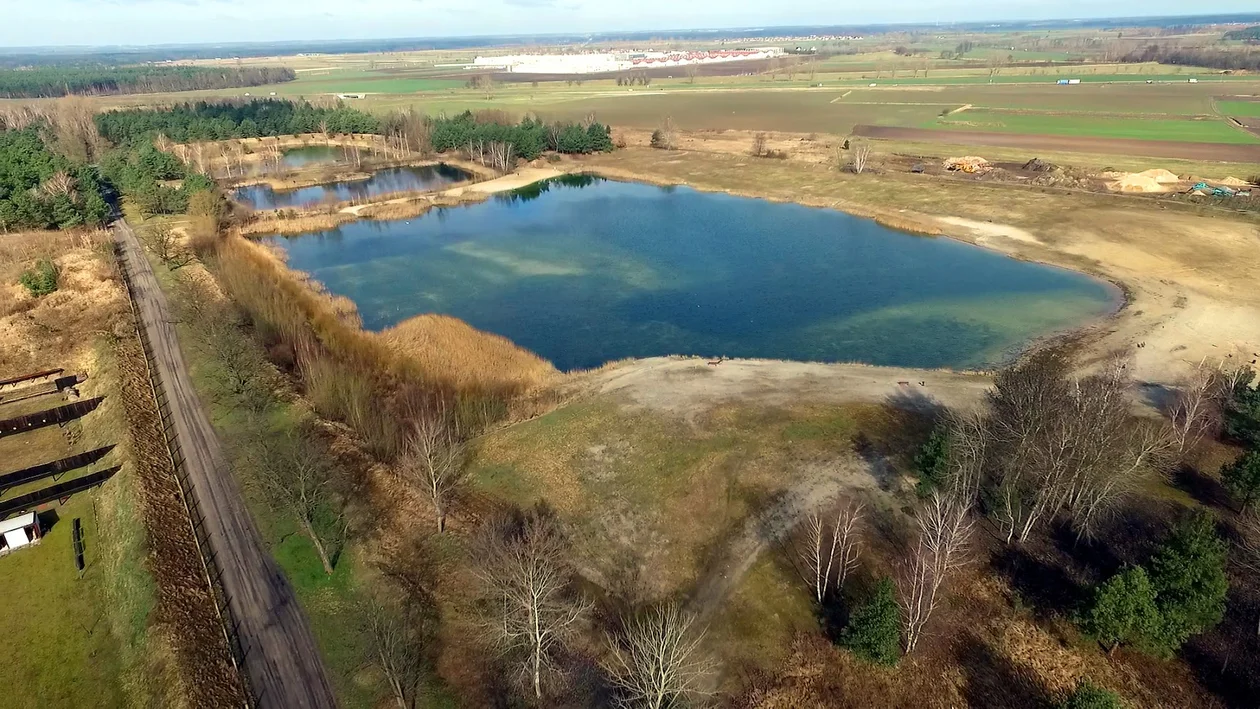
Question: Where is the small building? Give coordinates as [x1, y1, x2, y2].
[0, 513, 42, 557]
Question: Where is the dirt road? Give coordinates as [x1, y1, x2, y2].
[852, 124, 1260, 163]
[114, 220, 336, 709]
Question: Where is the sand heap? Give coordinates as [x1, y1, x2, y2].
[944, 156, 991, 174]
[1220, 176, 1252, 188]
[1108, 168, 1183, 194]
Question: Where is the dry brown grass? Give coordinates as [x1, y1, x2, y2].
[0, 229, 124, 373]
[237, 212, 357, 236]
[380, 314, 556, 392]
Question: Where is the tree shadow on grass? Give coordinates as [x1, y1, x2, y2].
[956, 633, 1056, 709]
[1171, 464, 1234, 510]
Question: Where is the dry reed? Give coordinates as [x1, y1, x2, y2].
[203, 235, 557, 458]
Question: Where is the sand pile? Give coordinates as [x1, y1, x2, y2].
[1135, 168, 1181, 184]
[1220, 176, 1252, 188]
[944, 156, 991, 173]
[1110, 174, 1171, 193]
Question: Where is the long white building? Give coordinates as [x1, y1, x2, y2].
[471, 48, 785, 74]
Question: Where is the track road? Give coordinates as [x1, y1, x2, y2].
[114, 219, 336, 708]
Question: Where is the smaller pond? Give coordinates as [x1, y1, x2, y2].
[279, 145, 374, 169]
[232, 164, 472, 210]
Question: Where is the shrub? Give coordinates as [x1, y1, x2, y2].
[1060, 679, 1123, 709]
[839, 578, 901, 665]
[19, 259, 59, 297]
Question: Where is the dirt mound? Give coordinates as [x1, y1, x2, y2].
[1220, 176, 1252, 188]
[944, 156, 991, 174]
[1110, 174, 1173, 193]
[1023, 158, 1055, 172]
[1135, 168, 1181, 184]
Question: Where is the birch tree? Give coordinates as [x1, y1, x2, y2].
[898, 492, 973, 652]
[363, 597, 428, 709]
[605, 604, 717, 709]
[797, 499, 864, 604]
[398, 408, 467, 533]
[256, 427, 340, 575]
[476, 507, 591, 700]
[1239, 511, 1260, 636]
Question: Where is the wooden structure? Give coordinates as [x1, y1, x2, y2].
[0, 512, 42, 556]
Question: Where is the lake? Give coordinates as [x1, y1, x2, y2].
[233, 164, 472, 210]
[265, 176, 1118, 371]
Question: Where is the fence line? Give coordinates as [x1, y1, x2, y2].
[114, 241, 257, 708]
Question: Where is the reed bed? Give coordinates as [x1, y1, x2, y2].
[202, 235, 557, 458]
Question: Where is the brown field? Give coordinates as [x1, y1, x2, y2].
[853, 124, 1260, 162]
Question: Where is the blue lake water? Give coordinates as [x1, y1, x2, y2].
[233, 164, 471, 210]
[265, 176, 1119, 371]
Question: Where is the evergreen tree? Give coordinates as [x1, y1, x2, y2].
[1060, 679, 1123, 709]
[1081, 566, 1161, 655]
[913, 425, 950, 496]
[1147, 511, 1228, 654]
[839, 578, 901, 666]
[1224, 369, 1260, 447]
[1222, 448, 1260, 511]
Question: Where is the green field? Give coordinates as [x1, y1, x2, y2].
[1219, 100, 1260, 117]
[0, 495, 125, 709]
[935, 109, 1260, 143]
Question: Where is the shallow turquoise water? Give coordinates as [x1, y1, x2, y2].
[233, 163, 471, 210]
[266, 176, 1119, 371]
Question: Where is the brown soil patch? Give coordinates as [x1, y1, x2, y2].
[852, 125, 1260, 163]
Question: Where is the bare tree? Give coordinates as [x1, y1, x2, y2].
[477, 507, 591, 699]
[255, 427, 340, 575]
[1167, 361, 1227, 454]
[685, 63, 699, 85]
[398, 408, 467, 533]
[750, 132, 768, 158]
[605, 604, 717, 709]
[797, 499, 864, 604]
[363, 597, 429, 709]
[1239, 511, 1260, 636]
[898, 492, 973, 653]
[984, 349, 1173, 543]
[850, 140, 873, 174]
[651, 116, 678, 150]
[146, 223, 190, 269]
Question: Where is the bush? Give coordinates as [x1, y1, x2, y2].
[839, 578, 901, 665]
[1060, 679, 1123, 709]
[19, 259, 59, 297]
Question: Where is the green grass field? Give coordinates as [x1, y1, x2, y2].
[0, 495, 126, 709]
[935, 109, 1260, 144]
[1219, 100, 1260, 117]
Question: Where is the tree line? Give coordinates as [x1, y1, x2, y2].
[1223, 26, 1260, 41]
[1120, 44, 1260, 72]
[0, 65, 296, 99]
[428, 111, 615, 164]
[94, 99, 383, 144]
[0, 125, 110, 231]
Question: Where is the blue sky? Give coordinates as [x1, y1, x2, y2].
[5, 0, 1258, 47]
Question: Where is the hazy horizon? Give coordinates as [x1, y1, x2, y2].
[6, 1, 1259, 49]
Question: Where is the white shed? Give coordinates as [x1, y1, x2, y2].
[0, 513, 41, 556]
